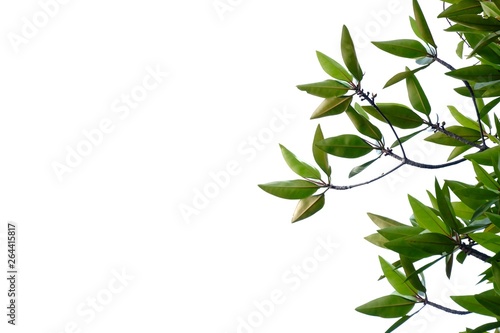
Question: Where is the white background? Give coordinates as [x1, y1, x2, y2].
[0, 0, 494, 332]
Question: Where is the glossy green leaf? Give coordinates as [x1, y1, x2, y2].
[341, 25, 363, 82]
[367, 213, 406, 228]
[280, 145, 321, 180]
[365, 233, 389, 248]
[386, 233, 457, 257]
[465, 146, 500, 166]
[446, 253, 454, 279]
[449, 14, 500, 31]
[349, 157, 380, 178]
[446, 64, 500, 82]
[448, 146, 473, 161]
[468, 30, 500, 59]
[346, 106, 383, 140]
[425, 126, 481, 146]
[434, 179, 461, 232]
[492, 261, 500, 295]
[379, 257, 416, 296]
[472, 160, 500, 190]
[469, 233, 500, 253]
[486, 212, 500, 229]
[258, 180, 319, 199]
[312, 125, 330, 176]
[405, 255, 445, 281]
[378, 226, 424, 241]
[447, 180, 493, 210]
[448, 105, 480, 130]
[297, 80, 350, 98]
[384, 64, 430, 88]
[316, 134, 373, 158]
[469, 321, 500, 333]
[311, 96, 352, 119]
[390, 128, 427, 148]
[400, 255, 426, 293]
[408, 195, 450, 235]
[456, 40, 464, 58]
[372, 39, 429, 59]
[482, 2, 500, 19]
[475, 291, 500, 316]
[316, 51, 353, 82]
[452, 291, 500, 317]
[292, 194, 325, 223]
[406, 69, 431, 115]
[355, 295, 415, 318]
[464, 32, 500, 64]
[438, 0, 482, 18]
[385, 315, 412, 333]
[362, 103, 424, 129]
[412, 0, 437, 47]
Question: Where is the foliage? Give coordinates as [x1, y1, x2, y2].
[259, 1, 500, 332]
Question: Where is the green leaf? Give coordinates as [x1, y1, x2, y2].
[379, 256, 417, 296]
[472, 160, 500, 190]
[406, 69, 431, 115]
[345, 106, 383, 140]
[386, 233, 457, 258]
[258, 180, 319, 199]
[311, 96, 352, 119]
[367, 213, 406, 228]
[316, 134, 374, 158]
[408, 195, 450, 235]
[466, 146, 500, 166]
[448, 145, 474, 161]
[449, 14, 500, 31]
[434, 179, 461, 232]
[372, 39, 429, 59]
[448, 105, 480, 130]
[469, 233, 500, 253]
[446, 253, 453, 279]
[452, 290, 500, 317]
[341, 25, 363, 82]
[482, 2, 500, 19]
[349, 157, 380, 178]
[468, 321, 500, 333]
[424, 126, 481, 146]
[316, 51, 353, 82]
[400, 255, 426, 293]
[390, 128, 427, 148]
[385, 315, 412, 333]
[365, 233, 389, 248]
[438, 0, 482, 18]
[456, 40, 465, 58]
[468, 30, 500, 59]
[312, 125, 330, 176]
[280, 145, 321, 180]
[362, 103, 424, 129]
[486, 212, 500, 229]
[413, 0, 437, 48]
[297, 80, 350, 98]
[446, 64, 500, 82]
[475, 291, 500, 316]
[378, 225, 425, 241]
[492, 261, 500, 295]
[384, 64, 430, 88]
[355, 295, 415, 318]
[292, 194, 325, 223]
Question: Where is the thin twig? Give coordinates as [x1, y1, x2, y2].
[425, 300, 471, 315]
[424, 120, 484, 149]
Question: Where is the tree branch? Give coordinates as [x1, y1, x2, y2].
[459, 242, 492, 263]
[356, 89, 407, 160]
[425, 299, 471, 315]
[424, 120, 484, 149]
[433, 56, 488, 148]
[383, 149, 467, 169]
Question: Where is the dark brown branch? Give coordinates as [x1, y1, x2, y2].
[328, 162, 405, 190]
[383, 149, 467, 169]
